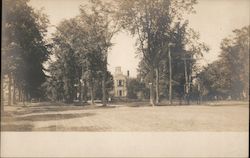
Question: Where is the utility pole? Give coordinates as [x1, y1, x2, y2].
[102, 55, 107, 106]
[183, 58, 189, 104]
[168, 43, 173, 105]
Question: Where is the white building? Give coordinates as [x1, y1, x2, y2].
[113, 67, 129, 97]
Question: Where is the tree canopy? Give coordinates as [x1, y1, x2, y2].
[43, 0, 117, 104]
[2, 0, 50, 107]
[198, 26, 249, 100]
[116, 0, 208, 104]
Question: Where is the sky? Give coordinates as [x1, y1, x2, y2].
[29, 0, 250, 77]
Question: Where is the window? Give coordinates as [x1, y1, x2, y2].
[118, 80, 123, 86]
[119, 90, 122, 96]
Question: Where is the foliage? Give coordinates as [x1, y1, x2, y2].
[2, 0, 50, 101]
[198, 26, 249, 99]
[95, 71, 114, 99]
[118, 0, 208, 102]
[44, 0, 117, 104]
[127, 78, 149, 99]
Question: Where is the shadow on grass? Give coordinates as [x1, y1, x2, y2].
[1, 123, 34, 131]
[35, 125, 109, 131]
[9, 106, 88, 116]
[1, 112, 96, 131]
[95, 105, 116, 109]
[15, 113, 95, 122]
[1, 121, 108, 132]
[204, 104, 249, 107]
[110, 102, 152, 107]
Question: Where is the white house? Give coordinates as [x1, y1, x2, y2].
[113, 66, 129, 97]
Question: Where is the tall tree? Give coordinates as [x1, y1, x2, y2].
[79, 0, 118, 106]
[116, 0, 199, 105]
[199, 26, 249, 100]
[51, 19, 80, 103]
[220, 26, 249, 99]
[2, 0, 50, 107]
[45, 1, 117, 105]
[117, 0, 208, 105]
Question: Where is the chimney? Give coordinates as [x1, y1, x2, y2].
[127, 70, 130, 78]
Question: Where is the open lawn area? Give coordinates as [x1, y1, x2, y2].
[1, 101, 249, 131]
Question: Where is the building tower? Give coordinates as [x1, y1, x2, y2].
[113, 66, 127, 97]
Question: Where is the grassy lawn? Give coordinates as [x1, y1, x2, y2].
[1, 101, 249, 131]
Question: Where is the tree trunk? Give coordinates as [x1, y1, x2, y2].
[168, 47, 172, 105]
[83, 80, 87, 103]
[179, 96, 182, 105]
[155, 67, 159, 104]
[28, 92, 31, 103]
[102, 73, 106, 106]
[1, 75, 4, 112]
[8, 73, 12, 106]
[18, 87, 21, 102]
[79, 78, 82, 102]
[90, 79, 95, 105]
[22, 89, 26, 106]
[149, 67, 155, 106]
[12, 79, 16, 105]
[26, 92, 29, 103]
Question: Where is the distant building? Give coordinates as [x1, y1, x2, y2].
[113, 66, 129, 97]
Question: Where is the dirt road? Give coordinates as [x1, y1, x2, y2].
[1, 101, 249, 131]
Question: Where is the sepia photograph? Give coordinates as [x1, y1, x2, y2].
[1, 0, 249, 157]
